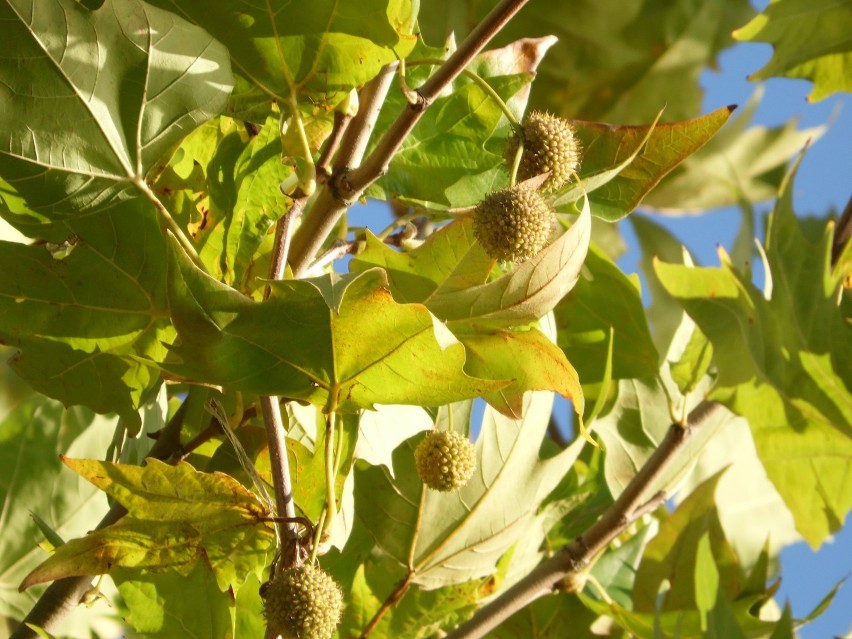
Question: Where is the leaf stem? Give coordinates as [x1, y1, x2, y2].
[443, 400, 723, 639]
[135, 178, 207, 272]
[359, 571, 415, 639]
[406, 59, 521, 128]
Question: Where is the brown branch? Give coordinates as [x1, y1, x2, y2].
[831, 194, 852, 267]
[443, 401, 723, 639]
[316, 110, 353, 184]
[288, 64, 398, 276]
[288, 0, 531, 277]
[261, 196, 308, 546]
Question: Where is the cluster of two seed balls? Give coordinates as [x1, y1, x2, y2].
[262, 431, 475, 639]
[474, 111, 581, 262]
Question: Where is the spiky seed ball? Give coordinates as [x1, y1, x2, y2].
[473, 184, 555, 262]
[414, 430, 476, 492]
[262, 564, 343, 639]
[505, 111, 581, 192]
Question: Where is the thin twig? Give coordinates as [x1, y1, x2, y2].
[316, 110, 353, 183]
[260, 197, 308, 546]
[359, 572, 415, 639]
[443, 401, 723, 639]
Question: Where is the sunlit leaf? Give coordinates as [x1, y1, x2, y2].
[0, 203, 172, 425]
[0, 0, 233, 213]
[20, 458, 275, 591]
[654, 166, 852, 547]
[555, 106, 736, 221]
[166, 242, 508, 412]
[644, 88, 825, 213]
[147, 0, 417, 106]
[115, 564, 235, 639]
[734, 0, 852, 101]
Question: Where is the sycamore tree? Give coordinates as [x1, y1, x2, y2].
[1, 0, 850, 638]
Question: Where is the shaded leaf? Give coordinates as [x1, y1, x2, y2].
[367, 37, 553, 209]
[0, 396, 116, 623]
[420, 0, 754, 123]
[0, 0, 233, 213]
[0, 203, 172, 425]
[354, 392, 587, 589]
[554, 242, 659, 387]
[166, 244, 508, 412]
[633, 472, 742, 613]
[147, 0, 417, 105]
[354, 405, 433, 474]
[734, 0, 852, 101]
[654, 166, 852, 547]
[20, 458, 275, 591]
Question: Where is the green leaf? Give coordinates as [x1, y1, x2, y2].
[166, 244, 508, 411]
[456, 326, 582, 419]
[734, 0, 852, 101]
[147, 0, 417, 105]
[643, 88, 825, 213]
[0, 396, 116, 623]
[555, 106, 736, 221]
[633, 472, 742, 614]
[554, 242, 659, 387]
[669, 327, 713, 395]
[594, 377, 727, 500]
[344, 557, 496, 638]
[0, 0, 233, 213]
[20, 458, 275, 591]
[354, 405, 433, 473]
[694, 533, 720, 631]
[0, 203, 171, 425]
[421, 0, 754, 123]
[654, 166, 852, 547]
[115, 563, 235, 639]
[488, 591, 600, 639]
[429, 201, 592, 328]
[366, 37, 552, 208]
[354, 392, 587, 589]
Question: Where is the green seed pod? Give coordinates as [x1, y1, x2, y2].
[262, 564, 343, 639]
[414, 430, 477, 492]
[473, 184, 555, 262]
[505, 111, 581, 192]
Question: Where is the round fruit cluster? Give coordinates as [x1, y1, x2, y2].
[414, 430, 476, 492]
[262, 563, 343, 639]
[473, 111, 581, 263]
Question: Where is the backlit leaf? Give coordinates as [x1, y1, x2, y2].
[147, 0, 417, 105]
[654, 165, 852, 547]
[20, 458, 275, 591]
[734, 0, 852, 101]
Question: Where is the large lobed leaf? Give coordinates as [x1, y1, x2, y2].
[734, 0, 852, 102]
[0, 0, 233, 214]
[0, 204, 172, 427]
[165, 239, 508, 412]
[654, 165, 852, 547]
[146, 0, 417, 106]
[419, 0, 754, 123]
[354, 392, 587, 589]
[20, 458, 275, 592]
